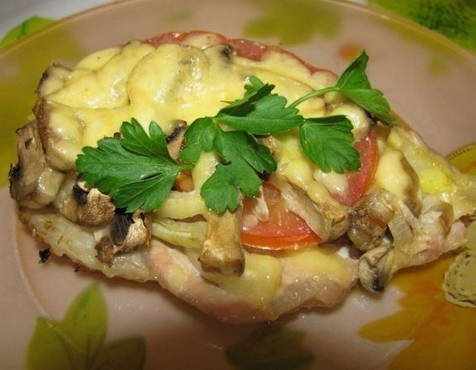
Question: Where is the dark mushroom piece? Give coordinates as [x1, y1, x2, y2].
[72, 181, 115, 226]
[110, 210, 152, 253]
[358, 195, 467, 293]
[95, 210, 152, 265]
[347, 189, 396, 252]
[358, 237, 393, 292]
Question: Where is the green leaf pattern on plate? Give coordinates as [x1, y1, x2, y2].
[226, 325, 314, 370]
[0, 16, 55, 48]
[93, 338, 146, 370]
[245, 0, 341, 45]
[27, 284, 145, 370]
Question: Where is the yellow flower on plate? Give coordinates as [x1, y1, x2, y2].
[359, 256, 476, 370]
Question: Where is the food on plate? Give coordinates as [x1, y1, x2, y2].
[10, 31, 476, 322]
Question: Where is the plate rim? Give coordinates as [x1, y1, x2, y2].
[0, 0, 475, 64]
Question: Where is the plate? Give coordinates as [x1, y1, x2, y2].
[1, 1, 475, 369]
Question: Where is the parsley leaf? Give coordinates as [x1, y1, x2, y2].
[223, 75, 273, 109]
[217, 76, 303, 134]
[299, 115, 360, 173]
[334, 51, 394, 124]
[180, 115, 277, 213]
[179, 117, 217, 164]
[113, 175, 177, 213]
[289, 51, 394, 125]
[179, 100, 278, 213]
[120, 118, 170, 157]
[76, 120, 183, 213]
[201, 162, 259, 214]
[214, 130, 276, 174]
[201, 129, 276, 213]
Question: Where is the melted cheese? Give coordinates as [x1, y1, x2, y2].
[49, 42, 154, 109]
[41, 39, 333, 173]
[204, 252, 282, 309]
[375, 148, 413, 199]
[41, 35, 374, 208]
[275, 131, 347, 203]
[282, 246, 354, 285]
[154, 190, 206, 219]
[328, 102, 370, 140]
[75, 47, 121, 71]
[388, 126, 476, 220]
[191, 152, 219, 189]
[272, 99, 376, 199]
[313, 170, 348, 196]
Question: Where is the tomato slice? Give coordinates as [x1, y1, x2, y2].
[241, 184, 321, 250]
[336, 127, 378, 206]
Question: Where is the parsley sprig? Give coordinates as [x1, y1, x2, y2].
[179, 117, 276, 213]
[76, 50, 393, 214]
[289, 51, 395, 124]
[299, 115, 359, 173]
[76, 119, 189, 213]
[216, 76, 303, 135]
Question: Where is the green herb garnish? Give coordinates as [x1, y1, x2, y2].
[299, 115, 360, 173]
[76, 119, 189, 213]
[76, 50, 393, 214]
[289, 51, 395, 124]
[179, 117, 276, 213]
[201, 130, 276, 213]
[216, 76, 303, 135]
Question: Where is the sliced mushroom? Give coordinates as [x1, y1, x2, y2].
[347, 189, 396, 251]
[270, 177, 349, 242]
[199, 209, 244, 276]
[92, 209, 152, 265]
[10, 121, 64, 208]
[10, 122, 45, 200]
[358, 195, 467, 292]
[73, 181, 115, 226]
[110, 210, 152, 253]
[358, 237, 393, 292]
[374, 147, 421, 216]
[166, 120, 187, 160]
